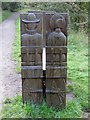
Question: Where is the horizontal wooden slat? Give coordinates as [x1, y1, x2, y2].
[21, 66, 42, 78]
[30, 89, 58, 94]
[21, 46, 67, 54]
[46, 67, 67, 77]
[46, 47, 67, 54]
[21, 62, 42, 66]
[21, 46, 42, 54]
[22, 66, 42, 70]
[46, 53, 67, 62]
[46, 66, 67, 69]
[21, 76, 66, 79]
[46, 62, 67, 66]
[22, 62, 67, 66]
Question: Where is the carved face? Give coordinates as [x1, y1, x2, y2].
[50, 14, 65, 30]
[26, 23, 37, 30]
[23, 13, 40, 31]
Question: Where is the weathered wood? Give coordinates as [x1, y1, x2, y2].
[20, 13, 43, 35]
[21, 47, 42, 54]
[45, 13, 67, 108]
[22, 79, 43, 104]
[46, 47, 67, 54]
[46, 78, 66, 108]
[22, 66, 42, 78]
[21, 12, 68, 108]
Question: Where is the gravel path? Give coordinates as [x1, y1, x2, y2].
[0, 12, 22, 111]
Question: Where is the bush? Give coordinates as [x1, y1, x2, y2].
[28, 2, 88, 31]
[2, 2, 22, 12]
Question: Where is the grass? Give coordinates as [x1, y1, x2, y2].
[67, 30, 88, 110]
[1, 96, 82, 118]
[12, 18, 21, 73]
[0, 10, 12, 23]
[1, 17, 88, 118]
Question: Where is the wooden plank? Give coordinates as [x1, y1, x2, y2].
[22, 61, 67, 66]
[22, 68, 42, 78]
[46, 78, 66, 108]
[46, 66, 67, 77]
[21, 47, 42, 54]
[46, 53, 66, 62]
[46, 62, 67, 66]
[21, 53, 42, 62]
[21, 34, 42, 46]
[22, 79, 43, 104]
[46, 78, 66, 92]
[21, 62, 42, 66]
[46, 47, 67, 54]
[48, 92, 66, 108]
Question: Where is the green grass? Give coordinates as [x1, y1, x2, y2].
[0, 10, 12, 23]
[67, 30, 88, 110]
[1, 96, 82, 118]
[1, 17, 88, 118]
[12, 18, 21, 73]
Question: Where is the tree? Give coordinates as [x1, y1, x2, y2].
[2, 2, 22, 12]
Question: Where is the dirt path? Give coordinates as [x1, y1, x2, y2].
[0, 12, 22, 111]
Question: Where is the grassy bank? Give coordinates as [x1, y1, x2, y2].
[1, 17, 88, 118]
[12, 18, 21, 73]
[0, 10, 12, 23]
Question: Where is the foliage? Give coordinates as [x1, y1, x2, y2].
[27, 2, 88, 31]
[2, 2, 22, 12]
[0, 10, 12, 23]
[1, 2, 89, 31]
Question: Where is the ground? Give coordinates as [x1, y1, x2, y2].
[0, 12, 22, 110]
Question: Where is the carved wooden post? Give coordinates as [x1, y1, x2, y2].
[21, 13, 43, 103]
[46, 13, 67, 108]
[20, 12, 68, 108]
